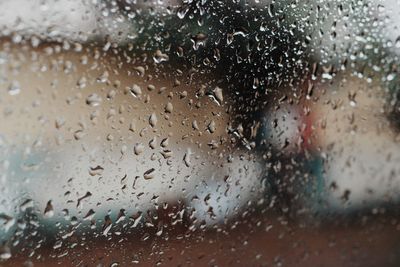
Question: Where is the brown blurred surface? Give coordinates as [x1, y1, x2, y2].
[2, 214, 400, 267]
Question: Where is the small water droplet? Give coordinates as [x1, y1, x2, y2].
[86, 94, 102, 107]
[211, 87, 224, 106]
[144, 168, 156, 180]
[0, 214, 15, 232]
[129, 120, 136, 132]
[77, 77, 87, 89]
[191, 33, 207, 50]
[134, 66, 145, 76]
[134, 143, 144, 155]
[83, 209, 96, 221]
[177, 5, 190, 19]
[153, 50, 169, 63]
[160, 149, 173, 159]
[160, 138, 169, 148]
[44, 200, 54, 218]
[102, 215, 112, 236]
[8, 81, 20, 95]
[149, 113, 158, 128]
[183, 149, 192, 167]
[53, 240, 62, 250]
[208, 120, 216, 133]
[20, 199, 34, 212]
[165, 102, 173, 113]
[149, 137, 157, 149]
[116, 209, 126, 224]
[89, 165, 104, 176]
[192, 120, 199, 130]
[77, 191, 92, 208]
[0, 245, 11, 260]
[130, 84, 142, 97]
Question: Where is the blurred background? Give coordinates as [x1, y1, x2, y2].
[1, 0, 400, 266]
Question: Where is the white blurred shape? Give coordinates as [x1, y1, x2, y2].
[0, 0, 97, 41]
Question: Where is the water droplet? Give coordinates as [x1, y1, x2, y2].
[147, 85, 155, 92]
[55, 118, 65, 129]
[130, 84, 142, 97]
[8, 81, 20, 95]
[102, 215, 112, 236]
[211, 87, 224, 106]
[74, 129, 85, 140]
[97, 71, 109, 83]
[160, 149, 173, 159]
[191, 33, 207, 50]
[160, 138, 169, 148]
[53, 240, 63, 250]
[395, 36, 400, 48]
[89, 165, 104, 176]
[20, 199, 34, 212]
[149, 113, 158, 128]
[165, 102, 173, 113]
[134, 143, 144, 155]
[77, 77, 87, 89]
[86, 94, 102, 107]
[44, 200, 54, 218]
[129, 120, 136, 132]
[149, 137, 157, 149]
[116, 209, 126, 224]
[77, 191, 92, 208]
[192, 120, 199, 130]
[83, 209, 96, 221]
[153, 50, 169, 63]
[144, 168, 155, 180]
[183, 149, 192, 167]
[0, 214, 15, 232]
[134, 66, 145, 77]
[177, 5, 189, 19]
[0, 245, 11, 260]
[208, 120, 216, 133]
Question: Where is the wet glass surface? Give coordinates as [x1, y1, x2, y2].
[1, 0, 400, 266]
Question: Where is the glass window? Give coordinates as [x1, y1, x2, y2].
[1, 0, 400, 266]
